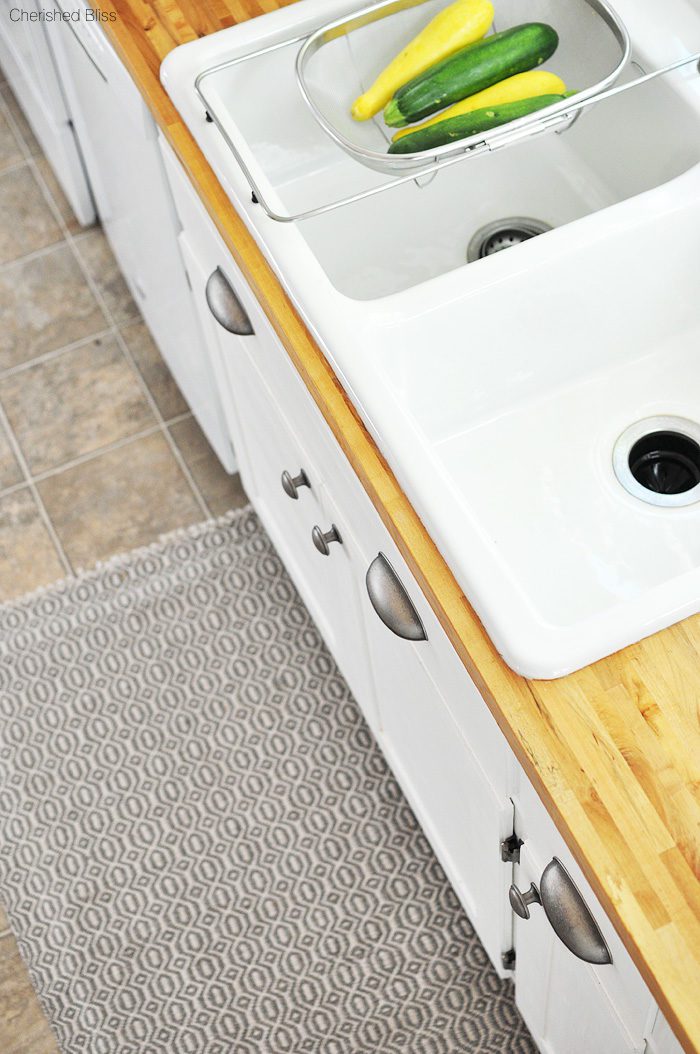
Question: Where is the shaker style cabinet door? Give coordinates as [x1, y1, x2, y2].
[351, 526, 515, 974]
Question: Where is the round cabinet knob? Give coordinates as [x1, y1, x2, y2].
[281, 469, 310, 500]
[312, 524, 342, 555]
[509, 882, 542, 920]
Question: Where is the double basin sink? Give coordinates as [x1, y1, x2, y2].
[162, 0, 700, 676]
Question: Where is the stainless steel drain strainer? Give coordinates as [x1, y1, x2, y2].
[467, 217, 552, 262]
[613, 416, 700, 508]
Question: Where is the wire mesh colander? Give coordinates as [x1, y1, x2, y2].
[296, 0, 630, 172]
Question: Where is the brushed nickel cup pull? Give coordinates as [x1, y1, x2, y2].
[509, 882, 541, 920]
[539, 858, 612, 965]
[365, 554, 426, 641]
[281, 469, 310, 499]
[510, 859, 613, 964]
[205, 267, 254, 335]
[312, 524, 341, 555]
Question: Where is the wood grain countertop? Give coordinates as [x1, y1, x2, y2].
[101, 2, 700, 1049]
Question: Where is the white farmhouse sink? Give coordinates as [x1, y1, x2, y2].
[162, 0, 700, 676]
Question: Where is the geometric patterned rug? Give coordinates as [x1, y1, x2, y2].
[0, 507, 536, 1053]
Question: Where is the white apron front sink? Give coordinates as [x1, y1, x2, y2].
[162, 0, 700, 676]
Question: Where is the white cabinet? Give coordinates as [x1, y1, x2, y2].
[48, 5, 234, 469]
[160, 145, 519, 975]
[158, 143, 686, 1054]
[0, 0, 94, 224]
[358, 539, 516, 974]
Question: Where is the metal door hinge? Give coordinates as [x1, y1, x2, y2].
[500, 833, 523, 864]
[501, 948, 516, 971]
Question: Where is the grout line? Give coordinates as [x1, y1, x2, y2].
[0, 236, 72, 274]
[0, 478, 30, 500]
[0, 399, 72, 576]
[0, 327, 114, 380]
[30, 424, 164, 483]
[0, 157, 30, 178]
[0, 412, 194, 501]
[162, 411, 193, 429]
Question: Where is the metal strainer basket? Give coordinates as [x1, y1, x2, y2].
[296, 0, 630, 173]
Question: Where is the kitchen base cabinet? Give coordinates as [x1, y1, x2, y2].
[157, 144, 686, 1054]
[159, 145, 519, 974]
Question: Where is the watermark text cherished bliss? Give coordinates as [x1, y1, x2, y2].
[10, 6, 117, 22]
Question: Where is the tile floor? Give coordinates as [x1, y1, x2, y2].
[0, 84, 247, 607]
[0, 73, 247, 1054]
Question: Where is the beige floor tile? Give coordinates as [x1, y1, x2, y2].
[120, 319, 189, 420]
[0, 166, 62, 266]
[0, 86, 40, 156]
[0, 109, 23, 174]
[0, 245, 107, 371]
[0, 419, 21, 491]
[38, 432, 202, 569]
[0, 335, 155, 475]
[0, 932, 57, 1054]
[34, 157, 85, 237]
[73, 229, 140, 325]
[0, 489, 64, 600]
[0, 903, 10, 937]
[7, 1025, 60, 1054]
[169, 415, 247, 516]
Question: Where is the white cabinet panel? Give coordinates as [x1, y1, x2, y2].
[367, 613, 514, 972]
[155, 138, 683, 1054]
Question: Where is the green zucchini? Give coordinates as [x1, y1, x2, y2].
[384, 22, 559, 127]
[387, 93, 566, 153]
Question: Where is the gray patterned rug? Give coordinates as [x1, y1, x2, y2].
[0, 507, 535, 1053]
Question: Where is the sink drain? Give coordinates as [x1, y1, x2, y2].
[613, 416, 700, 507]
[467, 217, 552, 262]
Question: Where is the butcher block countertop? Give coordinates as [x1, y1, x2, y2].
[102, 2, 700, 1049]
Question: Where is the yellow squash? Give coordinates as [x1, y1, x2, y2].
[391, 69, 567, 139]
[351, 0, 494, 121]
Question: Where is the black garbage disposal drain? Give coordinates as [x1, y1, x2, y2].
[628, 431, 700, 495]
[613, 417, 700, 508]
[467, 217, 552, 262]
